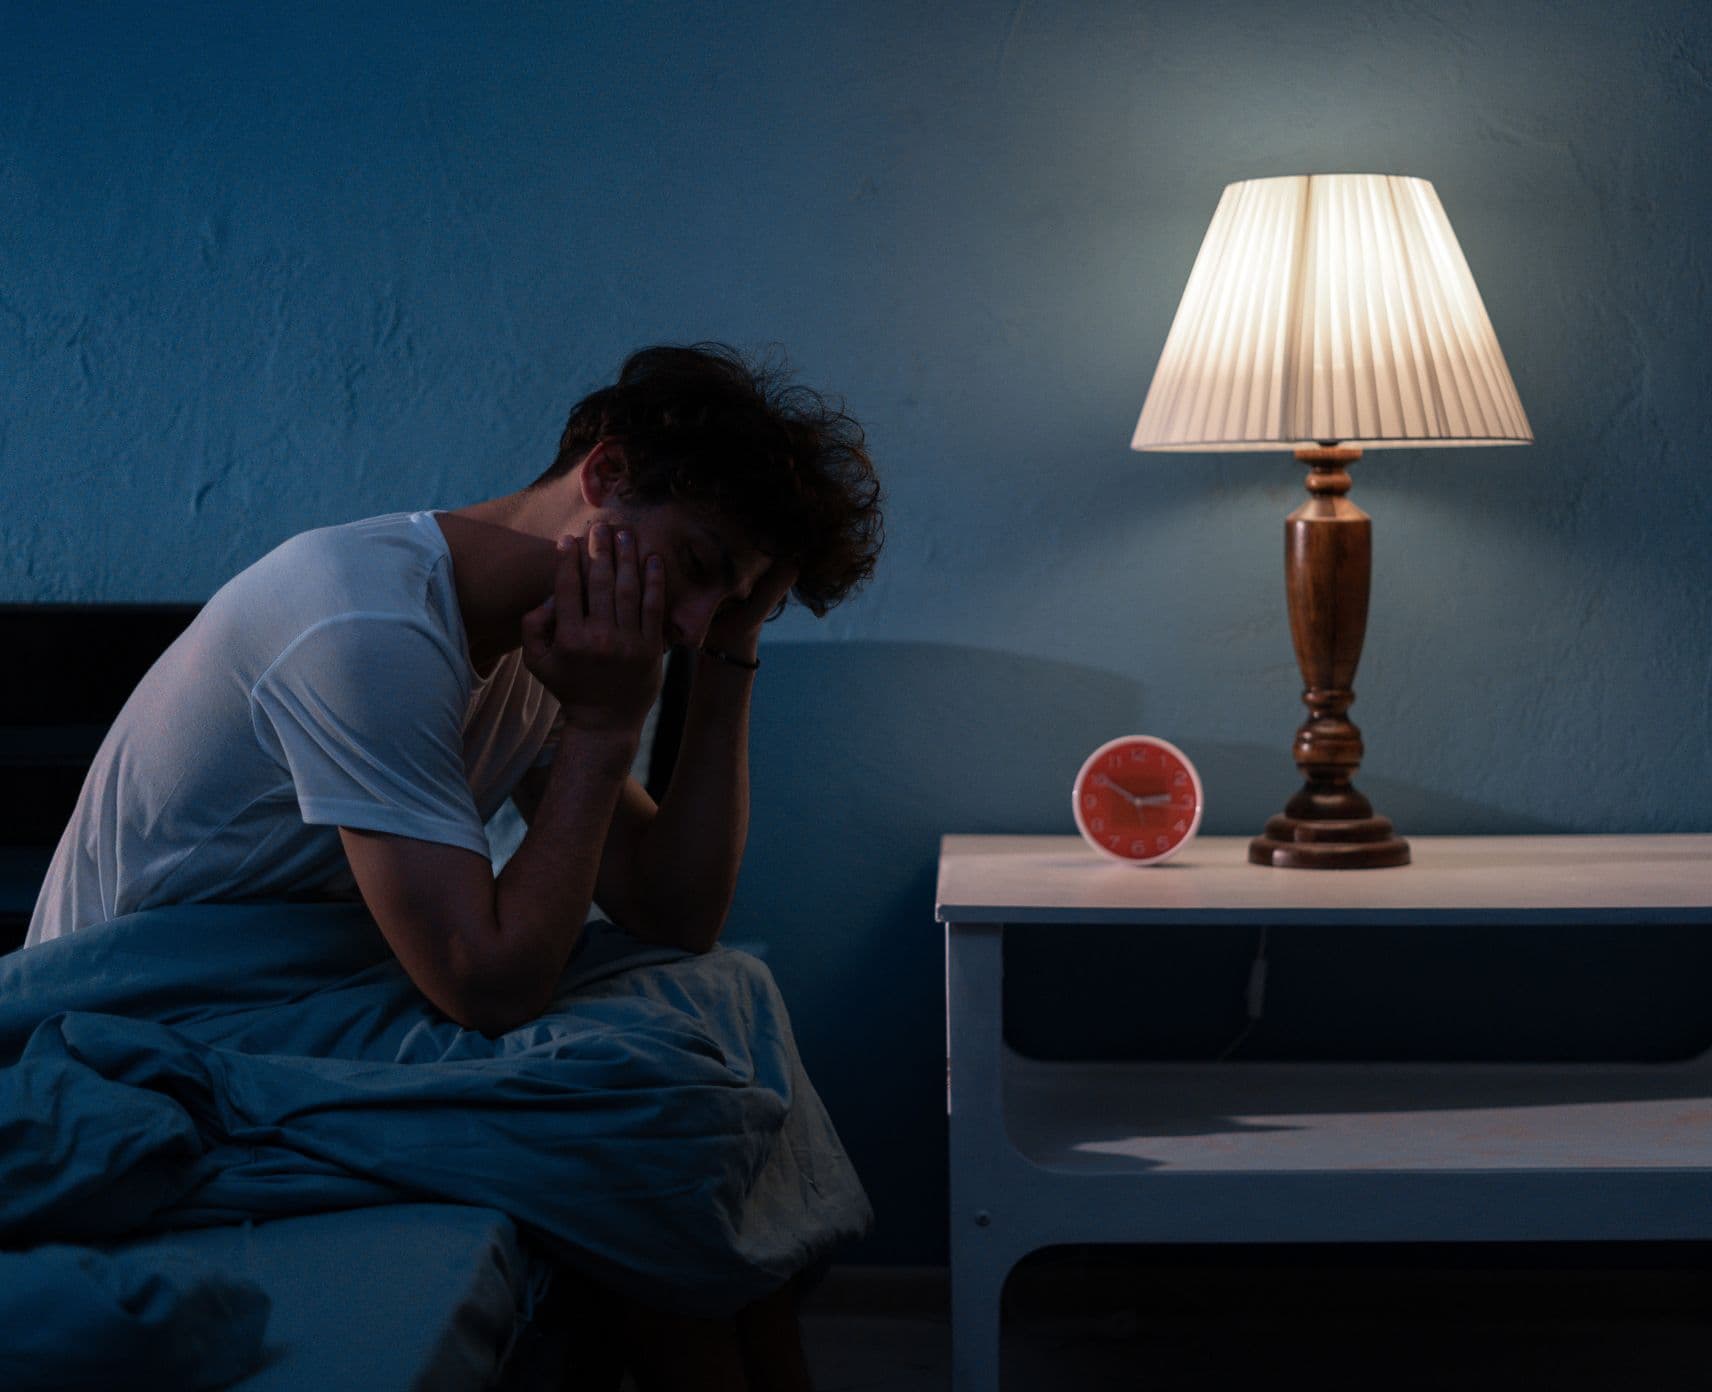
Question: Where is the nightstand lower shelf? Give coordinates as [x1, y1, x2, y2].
[1006, 1051, 1712, 1181]
[994, 1048, 1712, 1243]
[950, 974, 1712, 1390]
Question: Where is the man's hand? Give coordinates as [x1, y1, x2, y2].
[521, 523, 665, 735]
[702, 558, 801, 664]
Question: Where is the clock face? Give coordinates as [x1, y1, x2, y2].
[1072, 736, 1204, 865]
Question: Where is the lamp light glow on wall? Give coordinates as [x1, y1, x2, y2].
[1132, 174, 1532, 869]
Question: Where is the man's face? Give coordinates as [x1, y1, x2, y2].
[584, 496, 773, 651]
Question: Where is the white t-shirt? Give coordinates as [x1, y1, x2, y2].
[25, 510, 564, 946]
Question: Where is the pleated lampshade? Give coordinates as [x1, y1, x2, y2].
[1132, 174, 1532, 451]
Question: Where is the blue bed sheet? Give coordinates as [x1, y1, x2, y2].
[96, 1204, 548, 1392]
[0, 1238, 270, 1390]
[0, 903, 873, 1387]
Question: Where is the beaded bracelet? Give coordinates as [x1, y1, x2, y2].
[699, 646, 761, 671]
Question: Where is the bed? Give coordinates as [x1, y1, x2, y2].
[0, 897, 871, 1389]
[0, 608, 872, 1388]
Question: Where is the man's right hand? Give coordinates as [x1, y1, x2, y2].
[520, 522, 665, 736]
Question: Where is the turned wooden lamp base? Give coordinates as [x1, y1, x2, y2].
[1249, 805, 1412, 869]
[1248, 445, 1411, 871]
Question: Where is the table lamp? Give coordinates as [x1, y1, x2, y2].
[1132, 174, 1532, 869]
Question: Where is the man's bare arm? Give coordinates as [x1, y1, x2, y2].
[515, 654, 753, 956]
[614, 562, 798, 951]
[342, 524, 665, 1035]
[340, 724, 638, 1035]
[626, 653, 754, 952]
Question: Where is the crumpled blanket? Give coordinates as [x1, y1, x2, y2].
[0, 902, 872, 1385]
[0, 1240, 271, 1391]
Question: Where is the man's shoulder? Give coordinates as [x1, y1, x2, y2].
[200, 509, 465, 683]
[260, 508, 440, 571]
[215, 510, 448, 618]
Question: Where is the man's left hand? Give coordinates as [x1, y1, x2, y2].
[701, 559, 800, 664]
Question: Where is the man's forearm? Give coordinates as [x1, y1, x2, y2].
[632, 651, 756, 952]
[487, 726, 638, 1019]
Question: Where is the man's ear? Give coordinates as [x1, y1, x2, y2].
[578, 439, 625, 508]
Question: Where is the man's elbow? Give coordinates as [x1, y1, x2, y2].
[456, 982, 553, 1038]
[469, 1010, 533, 1040]
[449, 952, 560, 1037]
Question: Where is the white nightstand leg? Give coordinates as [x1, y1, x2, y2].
[948, 1237, 1008, 1392]
[947, 920, 1016, 1392]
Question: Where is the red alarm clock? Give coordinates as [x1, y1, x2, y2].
[1072, 735, 1204, 865]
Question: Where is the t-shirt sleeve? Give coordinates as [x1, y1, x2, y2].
[249, 613, 490, 857]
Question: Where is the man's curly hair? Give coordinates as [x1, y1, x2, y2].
[530, 342, 883, 618]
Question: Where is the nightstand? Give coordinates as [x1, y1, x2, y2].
[937, 834, 1712, 1392]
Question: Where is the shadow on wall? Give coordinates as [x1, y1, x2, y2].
[728, 640, 1142, 1264]
[730, 638, 1146, 1006]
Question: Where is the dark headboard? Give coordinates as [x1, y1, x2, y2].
[0, 604, 690, 952]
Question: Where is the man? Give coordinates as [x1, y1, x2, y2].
[25, 340, 884, 1390]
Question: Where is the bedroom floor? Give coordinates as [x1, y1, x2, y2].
[780, 1249, 1712, 1391]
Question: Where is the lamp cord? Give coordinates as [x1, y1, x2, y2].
[1214, 924, 1269, 1062]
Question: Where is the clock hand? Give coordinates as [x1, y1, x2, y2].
[1093, 773, 1144, 808]
[1095, 776, 1176, 811]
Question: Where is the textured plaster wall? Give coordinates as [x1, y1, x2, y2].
[3, 1, 1709, 1264]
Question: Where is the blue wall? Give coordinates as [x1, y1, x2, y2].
[4, 2, 1708, 1265]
